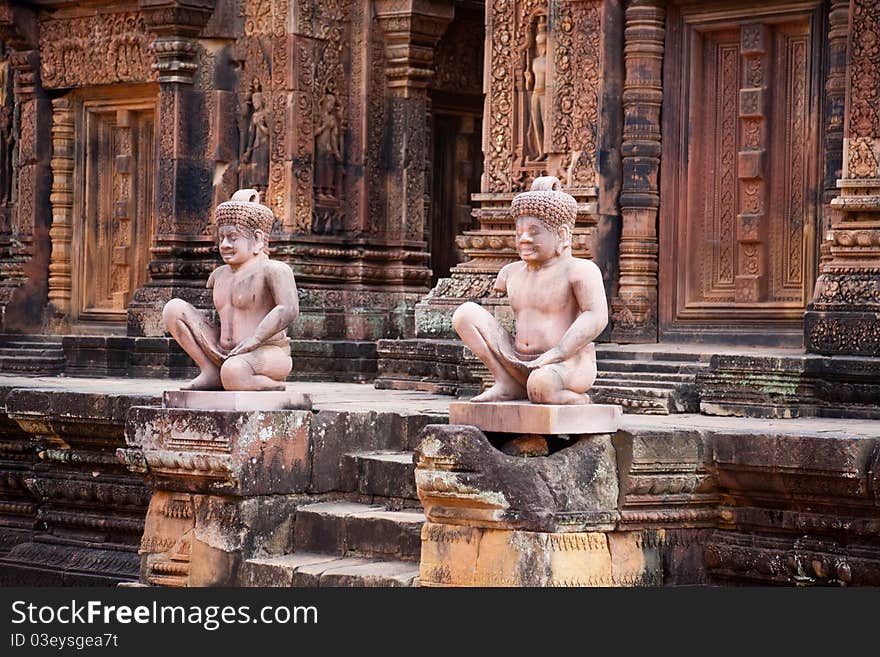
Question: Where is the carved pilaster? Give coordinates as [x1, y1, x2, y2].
[610, 0, 663, 343]
[128, 0, 217, 336]
[805, 0, 880, 356]
[47, 98, 73, 318]
[0, 1, 51, 330]
[819, 1, 850, 267]
[374, 0, 453, 251]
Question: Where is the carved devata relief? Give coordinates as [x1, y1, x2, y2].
[39, 12, 157, 89]
[238, 0, 353, 235]
[486, 0, 602, 193]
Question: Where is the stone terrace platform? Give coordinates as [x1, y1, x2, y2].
[0, 375, 878, 586]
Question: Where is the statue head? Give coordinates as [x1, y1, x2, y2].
[214, 189, 275, 266]
[535, 16, 548, 53]
[510, 176, 578, 261]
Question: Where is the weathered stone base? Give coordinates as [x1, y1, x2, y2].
[291, 340, 377, 382]
[139, 491, 304, 587]
[698, 353, 880, 419]
[293, 288, 424, 341]
[375, 338, 484, 395]
[63, 336, 198, 379]
[419, 523, 663, 587]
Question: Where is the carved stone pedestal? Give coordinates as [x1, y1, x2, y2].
[414, 422, 638, 586]
[121, 400, 313, 586]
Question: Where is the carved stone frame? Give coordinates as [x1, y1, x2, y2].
[68, 89, 158, 326]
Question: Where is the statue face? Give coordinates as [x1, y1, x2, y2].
[515, 216, 563, 264]
[218, 224, 262, 267]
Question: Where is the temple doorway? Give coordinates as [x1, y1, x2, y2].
[73, 95, 156, 327]
[659, 1, 824, 345]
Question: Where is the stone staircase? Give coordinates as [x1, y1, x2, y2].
[591, 346, 711, 414]
[240, 450, 424, 587]
[0, 334, 66, 376]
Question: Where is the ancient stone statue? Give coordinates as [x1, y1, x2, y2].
[163, 189, 298, 391]
[314, 92, 342, 201]
[452, 176, 606, 404]
[241, 80, 270, 190]
[524, 17, 548, 161]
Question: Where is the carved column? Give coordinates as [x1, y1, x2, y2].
[374, 0, 454, 265]
[805, 0, 880, 356]
[819, 0, 850, 268]
[127, 0, 217, 336]
[47, 98, 74, 319]
[0, 3, 51, 330]
[610, 0, 663, 343]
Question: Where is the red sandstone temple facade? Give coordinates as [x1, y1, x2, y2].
[0, 0, 876, 364]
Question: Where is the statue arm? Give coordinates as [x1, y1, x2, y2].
[227, 264, 300, 357]
[493, 263, 511, 295]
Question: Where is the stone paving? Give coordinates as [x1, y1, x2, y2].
[0, 374, 876, 437]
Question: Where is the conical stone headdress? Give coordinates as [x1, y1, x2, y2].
[510, 176, 577, 230]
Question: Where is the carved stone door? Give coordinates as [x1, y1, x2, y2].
[76, 99, 156, 324]
[660, 2, 823, 343]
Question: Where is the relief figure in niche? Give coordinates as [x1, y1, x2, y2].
[312, 93, 344, 234]
[241, 79, 270, 191]
[314, 93, 342, 200]
[524, 16, 548, 162]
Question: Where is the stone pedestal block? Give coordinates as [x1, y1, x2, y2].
[449, 401, 622, 434]
[163, 390, 312, 412]
[419, 523, 663, 587]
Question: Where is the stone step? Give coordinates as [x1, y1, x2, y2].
[0, 354, 66, 375]
[591, 383, 699, 414]
[0, 347, 65, 358]
[0, 334, 63, 346]
[597, 370, 695, 384]
[598, 359, 709, 375]
[293, 502, 424, 561]
[596, 347, 711, 363]
[340, 450, 417, 500]
[240, 552, 419, 587]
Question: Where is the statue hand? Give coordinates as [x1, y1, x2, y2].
[529, 346, 566, 369]
[227, 335, 261, 358]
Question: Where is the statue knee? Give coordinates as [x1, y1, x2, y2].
[527, 368, 562, 404]
[220, 357, 252, 389]
[162, 298, 189, 327]
[452, 302, 480, 332]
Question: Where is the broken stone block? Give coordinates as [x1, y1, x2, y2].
[414, 424, 619, 533]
